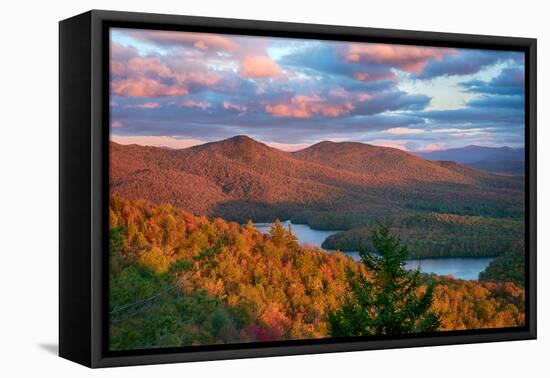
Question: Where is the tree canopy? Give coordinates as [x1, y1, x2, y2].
[109, 196, 525, 350]
[327, 226, 440, 336]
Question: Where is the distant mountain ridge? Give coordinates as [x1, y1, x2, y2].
[110, 136, 524, 227]
[414, 145, 525, 175]
[292, 140, 485, 183]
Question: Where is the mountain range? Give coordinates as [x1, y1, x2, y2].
[110, 136, 524, 229]
[414, 145, 525, 175]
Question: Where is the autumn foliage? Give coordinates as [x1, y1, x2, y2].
[109, 196, 525, 350]
[110, 138, 524, 231]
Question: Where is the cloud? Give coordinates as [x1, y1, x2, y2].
[111, 135, 206, 149]
[467, 95, 524, 109]
[283, 43, 401, 85]
[344, 43, 452, 74]
[418, 106, 523, 124]
[357, 93, 373, 102]
[110, 105, 424, 146]
[353, 71, 397, 82]
[435, 127, 485, 133]
[110, 31, 525, 150]
[418, 50, 520, 79]
[112, 76, 189, 97]
[111, 120, 124, 129]
[124, 102, 161, 109]
[223, 101, 248, 113]
[264, 141, 313, 152]
[181, 100, 212, 110]
[110, 42, 139, 68]
[126, 30, 240, 53]
[239, 55, 282, 78]
[352, 90, 430, 115]
[418, 142, 448, 152]
[434, 127, 487, 138]
[462, 66, 525, 95]
[386, 127, 425, 135]
[264, 94, 354, 118]
[110, 44, 221, 97]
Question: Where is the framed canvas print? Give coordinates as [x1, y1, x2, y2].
[59, 10, 537, 368]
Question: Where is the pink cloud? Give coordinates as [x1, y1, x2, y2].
[112, 78, 189, 97]
[111, 43, 140, 76]
[181, 100, 212, 110]
[223, 101, 247, 113]
[418, 142, 448, 152]
[128, 30, 239, 53]
[353, 71, 397, 82]
[127, 57, 171, 76]
[345, 43, 453, 74]
[328, 87, 373, 103]
[110, 61, 125, 76]
[386, 127, 425, 135]
[329, 87, 350, 98]
[265, 95, 354, 118]
[239, 55, 282, 78]
[110, 43, 138, 61]
[111, 54, 220, 97]
[111, 135, 206, 149]
[124, 102, 161, 109]
[265, 141, 313, 152]
[357, 92, 373, 102]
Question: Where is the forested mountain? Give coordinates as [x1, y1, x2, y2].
[109, 196, 525, 350]
[322, 212, 524, 258]
[479, 248, 526, 286]
[111, 137, 524, 230]
[292, 140, 479, 182]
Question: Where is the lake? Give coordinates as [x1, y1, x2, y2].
[253, 220, 494, 281]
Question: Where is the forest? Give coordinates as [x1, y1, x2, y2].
[479, 248, 525, 286]
[322, 212, 525, 258]
[109, 196, 525, 350]
[110, 139, 525, 261]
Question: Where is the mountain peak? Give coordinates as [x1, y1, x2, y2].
[304, 140, 376, 152]
[219, 135, 269, 149]
[228, 135, 256, 143]
[195, 135, 266, 150]
[189, 134, 281, 163]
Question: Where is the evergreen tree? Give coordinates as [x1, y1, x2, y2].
[327, 225, 440, 336]
[286, 223, 299, 249]
[269, 219, 287, 246]
[245, 219, 256, 234]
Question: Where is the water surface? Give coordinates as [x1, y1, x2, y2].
[253, 220, 494, 280]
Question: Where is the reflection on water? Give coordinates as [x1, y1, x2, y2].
[253, 220, 340, 248]
[253, 220, 494, 281]
[343, 251, 494, 281]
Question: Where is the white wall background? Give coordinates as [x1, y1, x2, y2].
[0, 0, 547, 376]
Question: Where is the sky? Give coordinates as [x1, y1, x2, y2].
[110, 28, 525, 152]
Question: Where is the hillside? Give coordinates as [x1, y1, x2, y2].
[292, 140, 476, 184]
[109, 196, 525, 350]
[110, 136, 524, 229]
[322, 212, 525, 259]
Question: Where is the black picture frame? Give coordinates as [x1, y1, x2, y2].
[59, 9, 537, 368]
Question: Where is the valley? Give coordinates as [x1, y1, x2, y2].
[110, 136, 525, 260]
